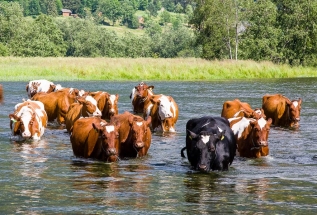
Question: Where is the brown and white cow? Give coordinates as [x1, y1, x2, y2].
[26, 79, 63, 98]
[262, 94, 302, 128]
[111, 111, 152, 158]
[221, 99, 265, 119]
[0, 84, 3, 104]
[31, 88, 79, 124]
[144, 94, 179, 132]
[65, 95, 102, 133]
[90, 91, 119, 121]
[229, 116, 272, 158]
[70, 117, 120, 162]
[130, 82, 154, 114]
[9, 100, 48, 141]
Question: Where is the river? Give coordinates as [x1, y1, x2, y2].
[0, 79, 317, 214]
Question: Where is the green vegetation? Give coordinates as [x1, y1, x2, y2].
[1, 57, 316, 81]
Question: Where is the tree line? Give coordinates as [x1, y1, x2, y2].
[1, 1, 317, 67]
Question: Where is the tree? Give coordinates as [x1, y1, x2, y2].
[97, 0, 121, 26]
[62, 0, 82, 14]
[239, 0, 281, 62]
[121, 0, 136, 27]
[190, 0, 238, 60]
[274, 0, 317, 66]
[29, 0, 40, 15]
[47, 0, 58, 16]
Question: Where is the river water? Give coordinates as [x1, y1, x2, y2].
[1, 79, 317, 214]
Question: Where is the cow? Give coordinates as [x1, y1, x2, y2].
[26, 79, 63, 98]
[9, 100, 48, 141]
[144, 94, 179, 132]
[90, 91, 119, 121]
[65, 95, 102, 133]
[111, 111, 152, 158]
[221, 99, 265, 119]
[262, 94, 302, 128]
[181, 116, 236, 172]
[130, 82, 154, 114]
[229, 116, 272, 158]
[0, 84, 3, 104]
[31, 88, 79, 124]
[70, 117, 120, 162]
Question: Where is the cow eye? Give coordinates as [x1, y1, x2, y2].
[30, 121, 33, 125]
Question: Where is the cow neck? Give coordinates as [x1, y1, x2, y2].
[248, 125, 260, 151]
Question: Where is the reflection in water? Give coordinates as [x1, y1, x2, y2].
[12, 140, 48, 214]
[70, 159, 153, 210]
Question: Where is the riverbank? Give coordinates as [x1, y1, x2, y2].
[1, 57, 316, 81]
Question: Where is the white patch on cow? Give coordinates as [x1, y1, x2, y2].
[158, 95, 173, 120]
[100, 122, 107, 127]
[69, 88, 74, 94]
[293, 101, 298, 108]
[106, 125, 114, 133]
[228, 117, 241, 123]
[231, 117, 252, 139]
[109, 94, 116, 112]
[54, 84, 63, 91]
[217, 126, 223, 132]
[257, 117, 267, 130]
[131, 88, 136, 102]
[146, 104, 153, 118]
[78, 90, 86, 97]
[254, 109, 262, 115]
[169, 127, 176, 132]
[233, 110, 243, 117]
[16, 106, 34, 138]
[201, 135, 210, 144]
[136, 122, 143, 126]
[85, 95, 101, 116]
[27, 80, 54, 98]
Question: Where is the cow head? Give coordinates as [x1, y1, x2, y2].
[252, 108, 266, 120]
[128, 115, 152, 151]
[9, 106, 39, 140]
[187, 129, 225, 172]
[29, 82, 41, 98]
[287, 98, 302, 127]
[249, 118, 272, 149]
[77, 96, 102, 117]
[105, 94, 119, 118]
[135, 83, 154, 100]
[92, 121, 120, 162]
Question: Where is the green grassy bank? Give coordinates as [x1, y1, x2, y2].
[0, 57, 316, 81]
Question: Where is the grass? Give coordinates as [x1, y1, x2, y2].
[0, 57, 316, 81]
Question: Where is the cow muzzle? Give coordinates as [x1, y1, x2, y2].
[198, 164, 208, 172]
[106, 148, 117, 156]
[134, 141, 144, 149]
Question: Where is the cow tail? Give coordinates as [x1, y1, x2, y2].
[181, 147, 186, 158]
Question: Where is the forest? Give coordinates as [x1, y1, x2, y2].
[1, 0, 317, 67]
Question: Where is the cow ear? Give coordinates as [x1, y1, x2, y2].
[218, 130, 226, 140]
[9, 114, 19, 122]
[187, 129, 198, 139]
[298, 98, 302, 105]
[116, 94, 119, 99]
[77, 97, 86, 104]
[149, 86, 154, 91]
[267, 118, 273, 125]
[92, 122, 103, 133]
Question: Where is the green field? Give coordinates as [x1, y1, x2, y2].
[0, 57, 316, 81]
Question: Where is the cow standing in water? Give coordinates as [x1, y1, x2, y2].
[262, 94, 302, 128]
[90, 91, 119, 121]
[221, 99, 265, 119]
[111, 112, 152, 158]
[181, 116, 236, 172]
[9, 100, 48, 141]
[229, 116, 272, 158]
[130, 82, 154, 114]
[26, 79, 63, 98]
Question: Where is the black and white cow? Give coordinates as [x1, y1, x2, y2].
[181, 116, 236, 172]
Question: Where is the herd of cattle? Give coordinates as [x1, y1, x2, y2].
[1, 80, 302, 172]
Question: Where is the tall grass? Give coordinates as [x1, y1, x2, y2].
[0, 57, 316, 81]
